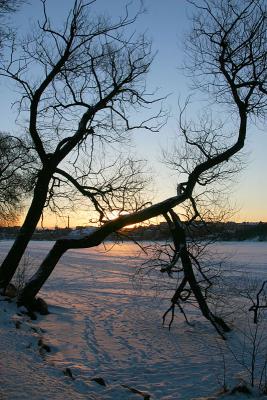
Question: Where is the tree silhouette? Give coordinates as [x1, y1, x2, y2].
[0, 0, 163, 287]
[2, 0, 267, 336]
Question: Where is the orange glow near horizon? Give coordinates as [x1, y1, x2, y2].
[16, 195, 267, 230]
[15, 207, 267, 231]
[0, 0, 266, 233]
[106, 210, 147, 230]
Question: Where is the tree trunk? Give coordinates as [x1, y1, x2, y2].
[166, 210, 230, 337]
[180, 245, 230, 337]
[0, 169, 51, 289]
[18, 240, 67, 306]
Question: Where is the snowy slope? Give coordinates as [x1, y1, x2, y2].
[1, 241, 267, 399]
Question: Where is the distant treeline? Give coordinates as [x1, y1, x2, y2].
[0, 222, 267, 241]
[121, 221, 267, 242]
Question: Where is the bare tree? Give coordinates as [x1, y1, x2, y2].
[16, 0, 267, 337]
[0, 132, 33, 225]
[0, 0, 163, 287]
[0, 2, 30, 224]
[186, 0, 267, 112]
[0, 0, 25, 53]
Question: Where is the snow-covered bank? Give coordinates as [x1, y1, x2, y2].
[1, 241, 267, 399]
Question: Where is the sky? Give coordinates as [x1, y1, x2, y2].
[0, 0, 266, 227]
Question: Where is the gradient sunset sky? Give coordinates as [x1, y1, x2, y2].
[0, 0, 266, 227]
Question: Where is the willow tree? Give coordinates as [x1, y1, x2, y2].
[0, 0, 163, 287]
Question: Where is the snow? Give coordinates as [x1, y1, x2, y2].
[1, 240, 267, 399]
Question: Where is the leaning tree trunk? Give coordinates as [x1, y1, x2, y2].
[18, 227, 113, 306]
[0, 169, 51, 289]
[17, 240, 68, 306]
[165, 210, 230, 338]
[19, 206, 229, 339]
[180, 243, 230, 337]
[18, 196, 189, 306]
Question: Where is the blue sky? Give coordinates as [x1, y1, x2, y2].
[0, 0, 266, 226]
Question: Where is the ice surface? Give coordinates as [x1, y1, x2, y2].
[0, 241, 267, 399]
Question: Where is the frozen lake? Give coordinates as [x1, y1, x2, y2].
[0, 240, 267, 399]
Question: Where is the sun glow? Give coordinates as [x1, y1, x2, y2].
[106, 210, 138, 230]
[106, 210, 165, 231]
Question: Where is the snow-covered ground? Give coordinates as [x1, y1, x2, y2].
[1, 240, 267, 399]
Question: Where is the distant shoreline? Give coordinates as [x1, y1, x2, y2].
[0, 237, 266, 243]
[1, 221, 267, 242]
